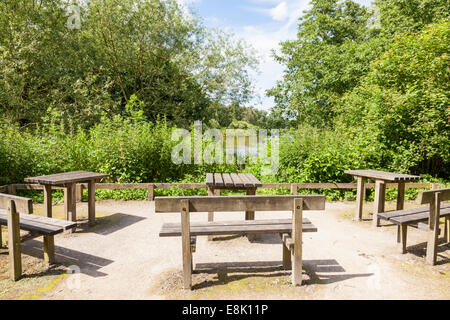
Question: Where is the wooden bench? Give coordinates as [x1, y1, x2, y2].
[155, 195, 325, 290]
[378, 188, 450, 265]
[0, 193, 76, 280]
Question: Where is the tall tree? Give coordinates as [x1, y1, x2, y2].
[268, 0, 382, 127]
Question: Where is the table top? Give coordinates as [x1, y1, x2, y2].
[24, 171, 109, 185]
[206, 173, 262, 188]
[344, 170, 422, 182]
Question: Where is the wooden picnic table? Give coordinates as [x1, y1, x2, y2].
[24, 171, 108, 227]
[205, 173, 262, 240]
[345, 170, 422, 227]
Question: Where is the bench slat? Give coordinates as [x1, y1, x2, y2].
[160, 219, 317, 237]
[238, 174, 255, 188]
[230, 173, 244, 187]
[163, 218, 313, 228]
[378, 203, 450, 221]
[389, 207, 450, 225]
[155, 195, 325, 213]
[222, 174, 234, 187]
[213, 173, 224, 187]
[0, 210, 76, 235]
[206, 173, 214, 186]
[244, 174, 263, 187]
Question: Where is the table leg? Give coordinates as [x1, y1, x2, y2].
[43, 185, 52, 218]
[64, 183, 77, 230]
[88, 180, 96, 226]
[355, 177, 365, 221]
[396, 181, 405, 211]
[246, 188, 257, 242]
[207, 187, 214, 241]
[373, 180, 385, 227]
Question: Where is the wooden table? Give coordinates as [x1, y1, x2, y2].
[345, 170, 422, 227]
[24, 171, 108, 227]
[206, 173, 262, 240]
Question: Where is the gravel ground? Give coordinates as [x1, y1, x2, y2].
[22, 199, 450, 300]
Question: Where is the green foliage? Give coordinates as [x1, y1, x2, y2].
[0, 0, 259, 128]
[336, 21, 450, 177]
[268, 0, 383, 127]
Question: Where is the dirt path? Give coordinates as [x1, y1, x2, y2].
[25, 200, 450, 300]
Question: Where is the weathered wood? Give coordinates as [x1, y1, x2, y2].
[205, 173, 214, 186]
[292, 198, 303, 286]
[160, 219, 317, 237]
[398, 224, 408, 254]
[229, 173, 244, 187]
[24, 171, 108, 185]
[222, 173, 234, 187]
[281, 233, 292, 270]
[64, 183, 77, 230]
[88, 180, 96, 226]
[373, 180, 385, 227]
[397, 181, 405, 211]
[155, 195, 325, 213]
[43, 185, 52, 218]
[0, 194, 33, 214]
[245, 187, 257, 241]
[345, 170, 422, 182]
[7, 185, 17, 195]
[213, 173, 224, 187]
[207, 187, 215, 241]
[290, 184, 297, 195]
[76, 184, 83, 203]
[239, 173, 254, 188]
[389, 207, 450, 225]
[43, 235, 55, 264]
[426, 192, 440, 265]
[7, 200, 22, 281]
[445, 216, 450, 243]
[180, 199, 192, 290]
[355, 177, 365, 221]
[244, 174, 263, 188]
[0, 210, 76, 235]
[417, 188, 450, 204]
[147, 184, 154, 201]
[378, 203, 450, 222]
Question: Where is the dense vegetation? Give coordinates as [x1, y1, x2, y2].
[0, 0, 448, 202]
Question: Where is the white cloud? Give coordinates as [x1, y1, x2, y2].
[269, 2, 288, 21]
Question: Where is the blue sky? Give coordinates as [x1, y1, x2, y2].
[178, 0, 374, 111]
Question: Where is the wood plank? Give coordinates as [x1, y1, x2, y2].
[88, 180, 96, 226]
[163, 218, 314, 228]
[7, 200, 22, 281]
[345, 170, 422, 182]
[0, 194, 33, 214]
[230, 173, 244, 187]
[24, 171, 108, 185]
[426, 193, 440, 265]
[160, 221, 317, 237]
[0, 211, 74, 235]
[206, 173, 214, 186]
[244, 174, 263, 187]
[213, 173, 224, 187]
[43, 235, 55, 264]
[43, 185, 52, 218]
[155, 195, 326, 213]
[389, 207, 450, 225]
[222, 173, 234, 187]
[355, 177, 364, 221]
[238, 174, 254, 188]
[180, 199, 192, 290]
[417, 188, 450, 204]
[397, 181, 405, 211]
[292, 198, 303, 286]
[373, 180, 385, 227]
[377, 203, 450, 221]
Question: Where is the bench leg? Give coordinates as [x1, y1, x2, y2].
[245, 188, 256, 242]
[373, 180, 385, 227]
[7, 200, 22, 281]
[292, 199, 303, 286]
[0, 225, 2, 248]
[181, 199, 192, 290]
[398, 225, 408, 254]
[426, 194, 440, 266]
[282, 241, 292, 270]
[207, 188, 215, 241]
[445, 216, 450, 243]
[43, 235, 55, 265]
